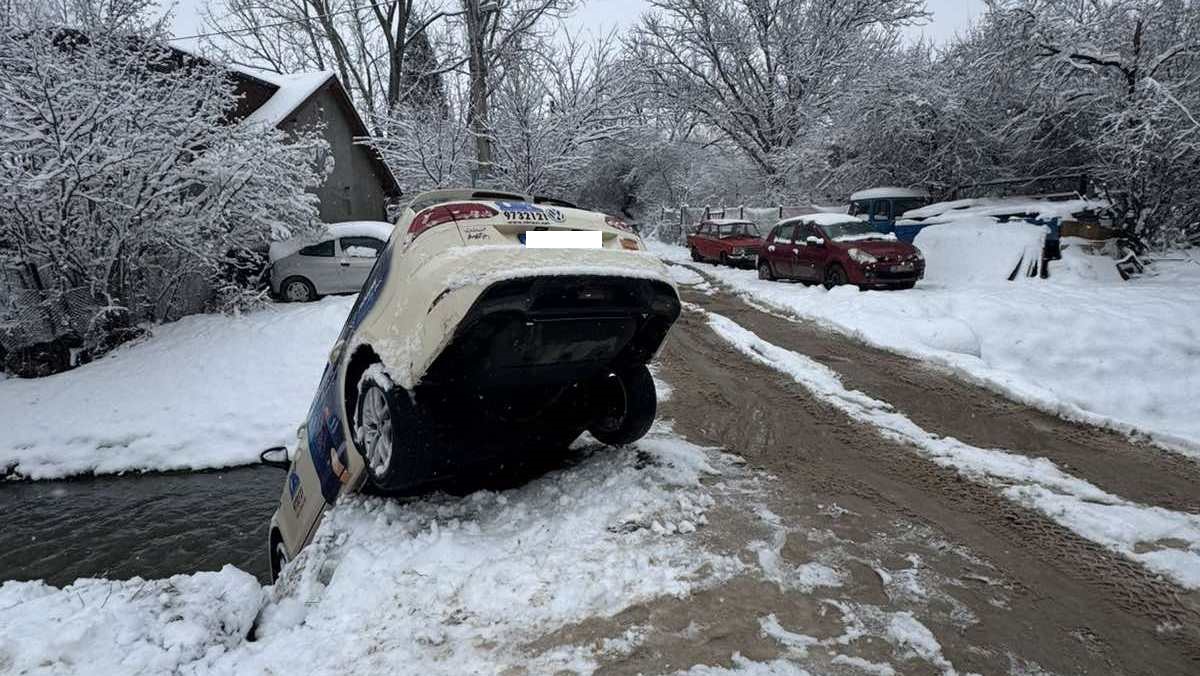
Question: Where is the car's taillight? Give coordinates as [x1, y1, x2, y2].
[605, 215, 631, 231]
[409, 202, 499, 238]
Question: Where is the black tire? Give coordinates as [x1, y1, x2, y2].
[588, 364, 657, 446]
[894, 282, 916, 290]
[758, 259, 774, 281]
[823, 264, 848, 290]
[353, 375, 423, 489]
[690, 246, 703, 262]
[280, 276, 317, 302]
[719, 252, 730, 267]
[269, 529, 288, 583]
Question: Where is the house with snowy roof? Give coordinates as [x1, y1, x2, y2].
[212, 62, 402, 223]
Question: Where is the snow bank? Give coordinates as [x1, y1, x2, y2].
[648, 240, 1200, 453]
[913, 220, 1047, 283]
[223, 436, 734, 674]
[701, 307, 1200, 589]
[0, 566, 262, 675]
[901, 197, 1107, 222]
[0, 431, 741, 674]
[0, 296, 354, 479]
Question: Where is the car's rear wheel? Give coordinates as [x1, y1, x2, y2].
[758, 259, 774, 280]
[823, 264, 848, 290]
[894, 282, 916, 290]
[588, 364, 657, 446]
[719, 252, 730, 267]
[690, 246, 702, 262]
[281, 276, 317, 302]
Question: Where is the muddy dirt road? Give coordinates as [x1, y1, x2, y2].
[548, 271, 1200, 675]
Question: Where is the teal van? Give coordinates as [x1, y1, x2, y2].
[848, 187, 932, 242]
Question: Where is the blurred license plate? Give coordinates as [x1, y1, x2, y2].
[524, 230, 602, 249]
[891, 263, 915, 272]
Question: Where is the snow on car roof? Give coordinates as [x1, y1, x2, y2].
[269, 221, 395, 262]
[327, 221, 394, 241]
[704, 219, 755, 225]
[849, 187, 930, 201]
[901, 197, 1110, 222]
[784, 213, 866, 227]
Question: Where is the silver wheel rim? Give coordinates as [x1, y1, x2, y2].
[360, 387, 394, 478]
[285, 281, 310, 301]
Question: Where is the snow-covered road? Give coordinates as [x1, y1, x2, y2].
[652, 241, 1200, 454]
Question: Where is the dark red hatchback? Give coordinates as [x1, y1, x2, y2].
[758, 215, 924, 290]
[687, 220, 764, 268]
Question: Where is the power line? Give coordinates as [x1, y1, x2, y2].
[170, 1, 392, 42]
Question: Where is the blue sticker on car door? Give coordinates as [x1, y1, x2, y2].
[305, 239, 395, 504]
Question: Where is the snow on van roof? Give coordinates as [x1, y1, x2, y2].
[849, 187, 930, 201]
[269, 221, 394, 262]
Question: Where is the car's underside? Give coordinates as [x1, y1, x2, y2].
[377, 275, 681, 493]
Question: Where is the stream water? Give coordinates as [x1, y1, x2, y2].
[2, 466, 281, 586]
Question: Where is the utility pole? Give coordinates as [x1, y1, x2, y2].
[465, 0, 496, 182]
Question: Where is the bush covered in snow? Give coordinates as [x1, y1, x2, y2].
[0, 2, 329, 375]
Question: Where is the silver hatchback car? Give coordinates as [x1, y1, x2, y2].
[270, 221, 395, 302]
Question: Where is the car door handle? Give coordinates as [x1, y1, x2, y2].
[792, 249, 799, 255]
[339, 260, 350, 267]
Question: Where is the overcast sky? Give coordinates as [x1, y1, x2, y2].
[167, 0, 986, 49]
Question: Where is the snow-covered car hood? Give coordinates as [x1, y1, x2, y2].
[836, 239, 918, 258]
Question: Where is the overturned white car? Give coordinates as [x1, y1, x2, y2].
[267, 189, 681, 579]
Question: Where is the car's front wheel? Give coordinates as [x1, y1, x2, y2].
[281, 276, 317, 302]
[823, 264, 848, 290]
[588, 364, 657, 446]
[690, 246, 702, 262]
[354, 373, 421, 489]
[269, 530, 288, 583]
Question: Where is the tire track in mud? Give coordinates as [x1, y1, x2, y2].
[657, 306, 1200, 674]
[674, 266, 1200, 516]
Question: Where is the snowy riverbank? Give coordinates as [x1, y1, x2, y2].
[0, 296, 354, 480]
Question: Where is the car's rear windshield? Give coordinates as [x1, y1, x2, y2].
[716, 222, 760, 238]
[820, 220, 877, 239]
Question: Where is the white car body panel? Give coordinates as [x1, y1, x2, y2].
[269, 192, 678, 569]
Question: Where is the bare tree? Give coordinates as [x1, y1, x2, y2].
[630, 0, 925, 191]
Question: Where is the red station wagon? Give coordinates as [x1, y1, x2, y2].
[687, 220, 764, 268]
[758, 215, 925, 290]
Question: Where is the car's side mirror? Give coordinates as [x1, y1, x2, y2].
[259, 446, 290, 470]
[806, 236, 823, 246]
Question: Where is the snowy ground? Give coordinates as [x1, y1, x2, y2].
[0, 296, 353, 479]
[0, 423, 976, 675]
[697, 303, 1200, 590]
[651, 240, 1200, 454]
